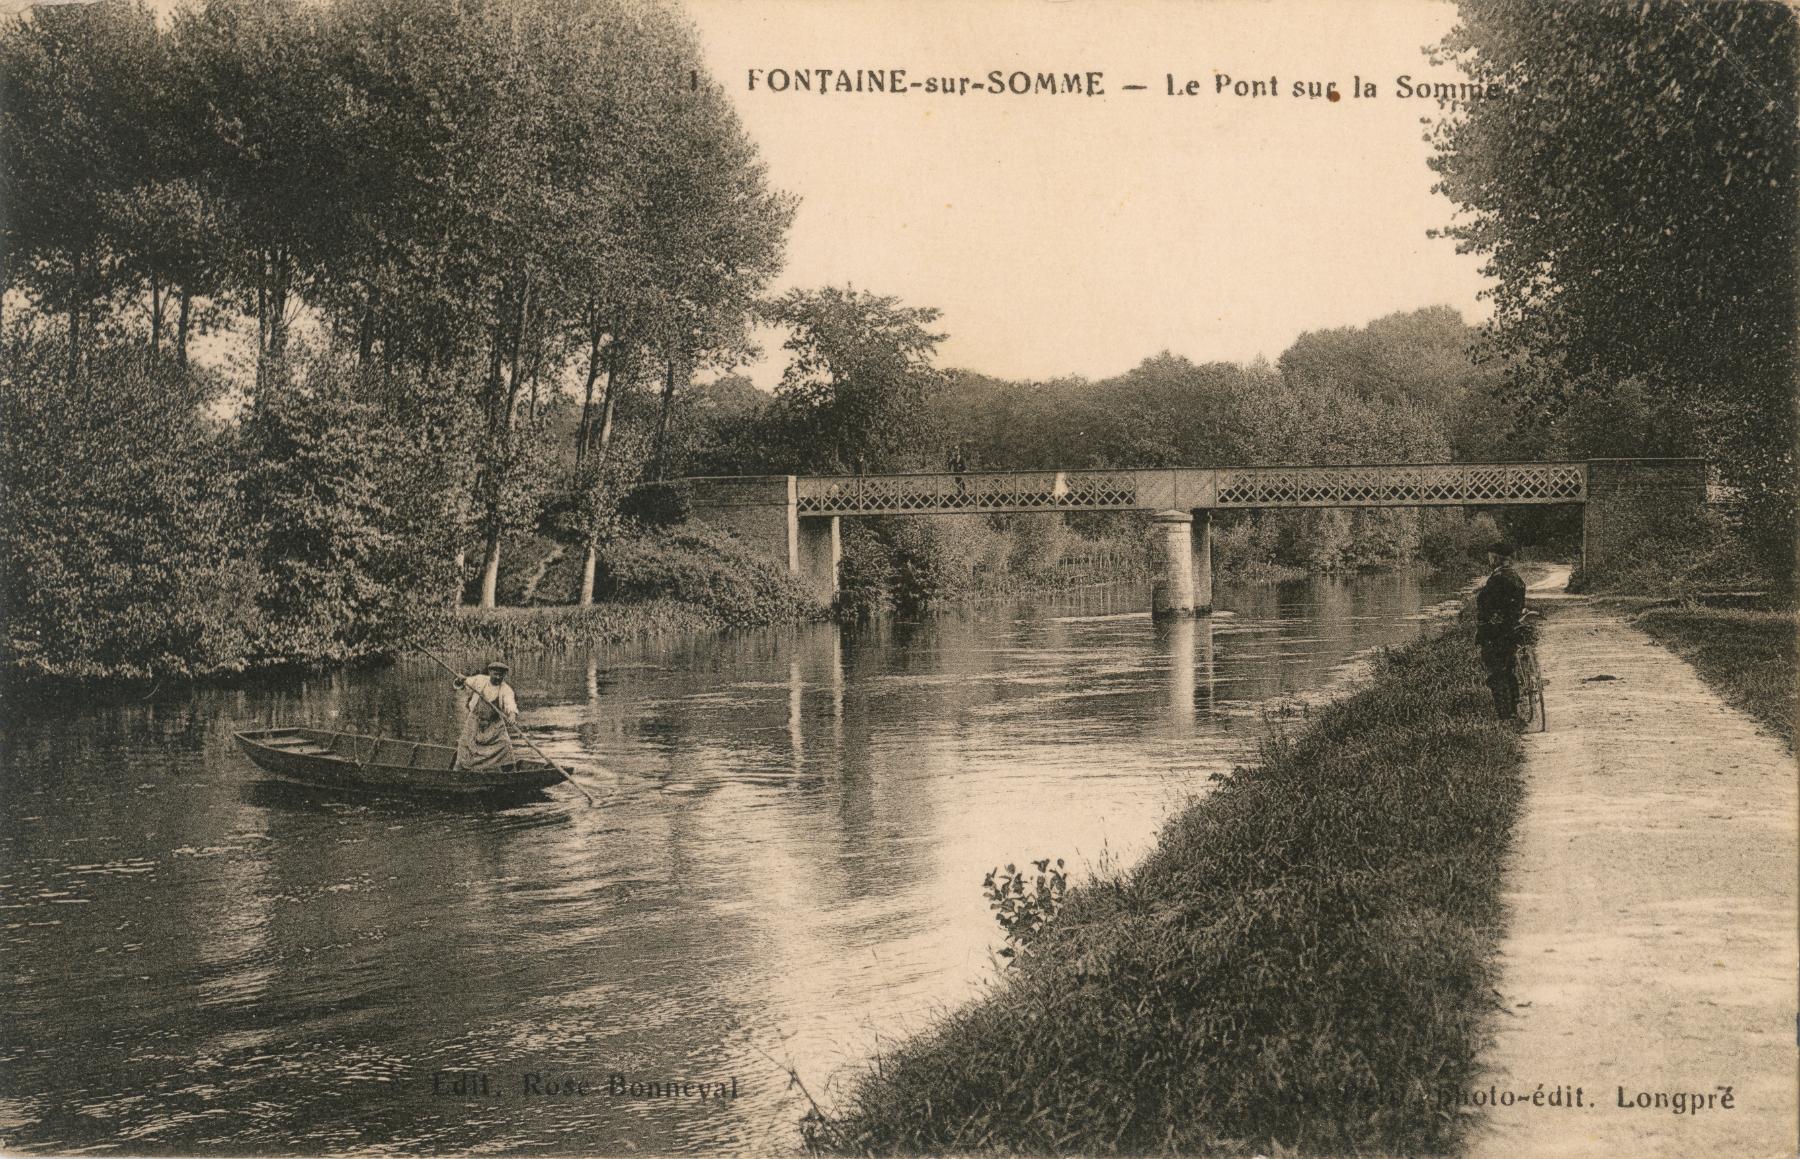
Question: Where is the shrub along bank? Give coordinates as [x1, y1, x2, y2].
[810, 610, 1525, 1156]
[441, 525, 826, 650]
[504, 513, 1153, 623]
[835, 514, 1147, 617]
[1567, 505, 1767, 597]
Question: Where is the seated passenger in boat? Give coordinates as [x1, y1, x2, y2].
[454, 661, 519, 770]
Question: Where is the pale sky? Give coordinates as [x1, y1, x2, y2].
[684, 0, 1492, 385]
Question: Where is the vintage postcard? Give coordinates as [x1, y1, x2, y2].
[1, 0, 1794, 1156]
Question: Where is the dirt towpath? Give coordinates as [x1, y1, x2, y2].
[1468, 571, 1797, 1158]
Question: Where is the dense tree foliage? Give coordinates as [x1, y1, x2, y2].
[236, 349, 473, 660]
[0, 0, 792, 679]
[0, 2, 168, 374]
[1, 331, 259, 680]
[1428, 0, 1798, 582]
[927, 307, 1504, 476]
[760, 287, 950, 473]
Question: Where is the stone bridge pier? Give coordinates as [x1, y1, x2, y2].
[1148, 510, 1214, 618]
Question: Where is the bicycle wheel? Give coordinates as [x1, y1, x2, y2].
[1531, 652, 1547, 732]
[1515, 649, 1542, 731]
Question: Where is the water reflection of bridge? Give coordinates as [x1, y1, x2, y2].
[684, 459, 1706, 617]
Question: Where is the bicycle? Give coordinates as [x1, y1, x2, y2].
[1514, 609, 1546, 732]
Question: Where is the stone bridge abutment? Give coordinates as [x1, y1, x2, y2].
[682, 476, 841, 605]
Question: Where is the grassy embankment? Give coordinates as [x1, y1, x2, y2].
[1629, 599, 1797, 747]
[810, 610, 1525, 1156]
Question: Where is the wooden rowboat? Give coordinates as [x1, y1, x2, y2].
[232, 726, 571, 797]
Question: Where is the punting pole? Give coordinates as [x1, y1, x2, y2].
[406, 637, 596, 806]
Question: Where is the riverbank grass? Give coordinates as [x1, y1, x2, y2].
[811, 612, 1524, 1156]
[1629, 600, 1796, 746]
[439, 599, 726, 652]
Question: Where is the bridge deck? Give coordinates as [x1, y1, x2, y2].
[792, 462, 1589, 516]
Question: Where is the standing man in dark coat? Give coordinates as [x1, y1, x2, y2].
[1475, 540, 1528, 721]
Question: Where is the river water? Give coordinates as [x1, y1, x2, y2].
[1, 573, 1458, 1154]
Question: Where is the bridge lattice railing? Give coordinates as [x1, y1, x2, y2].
[793, 463, 1587, 516]
[1213, 463, 1587, 507]
[795, 470, 1160, 515]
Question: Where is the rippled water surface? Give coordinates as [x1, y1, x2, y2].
[1, 574, 1458, 1153]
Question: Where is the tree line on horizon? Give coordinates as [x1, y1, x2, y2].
[2, 0, 1789, 684]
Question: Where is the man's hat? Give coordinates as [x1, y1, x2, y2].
[485, 660, 511, 673]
